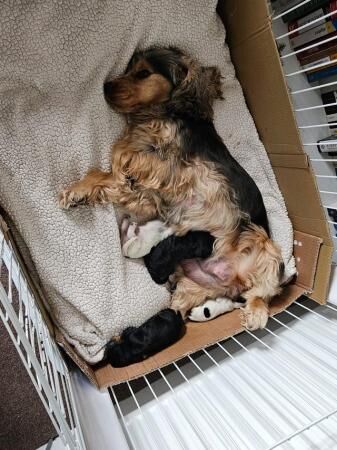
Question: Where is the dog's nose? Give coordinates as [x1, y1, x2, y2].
[104, 82, 114, 99]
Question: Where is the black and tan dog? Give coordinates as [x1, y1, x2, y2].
[59, 47, 283, 364]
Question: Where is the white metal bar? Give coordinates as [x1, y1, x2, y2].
[110, 386, 137, 450]
[272, 0, 311, 21]
[185, 354, 259, 449]
[295, 300, 337, 323]
[8, 251, 12, 302]
[296, 101, 337, 112]
[230, 334, 332, 414]
[276, 8, 337, 40]
[292, 80, 337, 94]
[325, 302, 337, 312]
[299, 122, 337, 128]
[173, 360, 242, 449]
[125, 379, 165, 450]
[320, 190, 337, 195]
[273, 0, 311, 20]
[242, 329, 337, 409]
[304, 141, 337, 145]
[269, 408, 337, 450]
[263, 325, 337, 399]
[287, 60, 337, 77]
[281, 33, 337, 59]
[311, 158, 337, 161]
[154, 368, 206, 450]
[222, 339, 320, 420]
[270, 315, 337, 372]
[0, 234, 4, 279]
[143, 374, 186, 449]
[201, 348, 286, 444]
[156, 367, 209, 447]
[0, 229, 84, 449]
[0, 286, 74, 448]
[216, 341, 311, 426]
[316, 175, 337, 178]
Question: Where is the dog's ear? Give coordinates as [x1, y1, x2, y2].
[200, 66, 224, 100]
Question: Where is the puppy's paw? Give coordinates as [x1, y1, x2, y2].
[189, 303, 213, 322]
[189, 297, 240, 322]
[58, 188, 87, 209]
[241, 299, 269, 331]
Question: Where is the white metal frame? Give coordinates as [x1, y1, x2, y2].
[0, 229, 85, 450]
[110, 300, 337, 449]
[273, 0, 337, 264]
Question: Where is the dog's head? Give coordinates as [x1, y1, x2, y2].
[104, 46, 223, 117]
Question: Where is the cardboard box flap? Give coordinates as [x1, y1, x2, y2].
[219, 0, 303, 155]
[274, 167, 332, 244]
[293, 231, 322, 291]
[56, 329, 99, 388]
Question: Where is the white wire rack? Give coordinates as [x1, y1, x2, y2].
[272, 0, 337, 263]
[110, 299, 337, 450]
[0, 228, 85, 450]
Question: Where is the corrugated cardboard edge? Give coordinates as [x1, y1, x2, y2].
[55, 329, 99, 388]
[293, 231, 322, 291]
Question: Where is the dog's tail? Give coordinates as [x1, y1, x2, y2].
[104, 309, 185, 367]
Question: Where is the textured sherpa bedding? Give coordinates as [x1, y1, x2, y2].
[0, 0, 296, 363]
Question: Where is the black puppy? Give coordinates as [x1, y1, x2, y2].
[144, 230, 215, 284]
[104, 232, 212, 367]
[105, 309, 184, 367]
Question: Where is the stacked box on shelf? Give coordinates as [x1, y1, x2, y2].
[283, 1, 337, 81]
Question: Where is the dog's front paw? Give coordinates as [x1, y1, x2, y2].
[241, 300, 268, 331]
[58, 188, 87, 209]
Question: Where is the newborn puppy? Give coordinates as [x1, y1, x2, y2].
[105, 309, 184, 367]
[144, 231, 215, 284]
[189, 296, 246, 322]
[120, 217, 215, 284]
[120, 217, 174, 258]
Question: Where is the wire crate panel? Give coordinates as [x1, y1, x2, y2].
[0, 229, 85, 450]
[110, 300, 337, 450]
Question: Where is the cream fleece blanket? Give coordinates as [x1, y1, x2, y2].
[0, 0, 296, 363]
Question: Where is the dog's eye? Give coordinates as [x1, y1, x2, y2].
[135, 69, 151, 79]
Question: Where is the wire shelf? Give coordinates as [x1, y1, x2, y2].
[0, 229, 85, 450]
[109, 300, 337, 450]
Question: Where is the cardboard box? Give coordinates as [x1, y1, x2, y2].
[1, 0, 334, 389]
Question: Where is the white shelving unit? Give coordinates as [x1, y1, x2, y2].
[273, 2, 337, 264]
